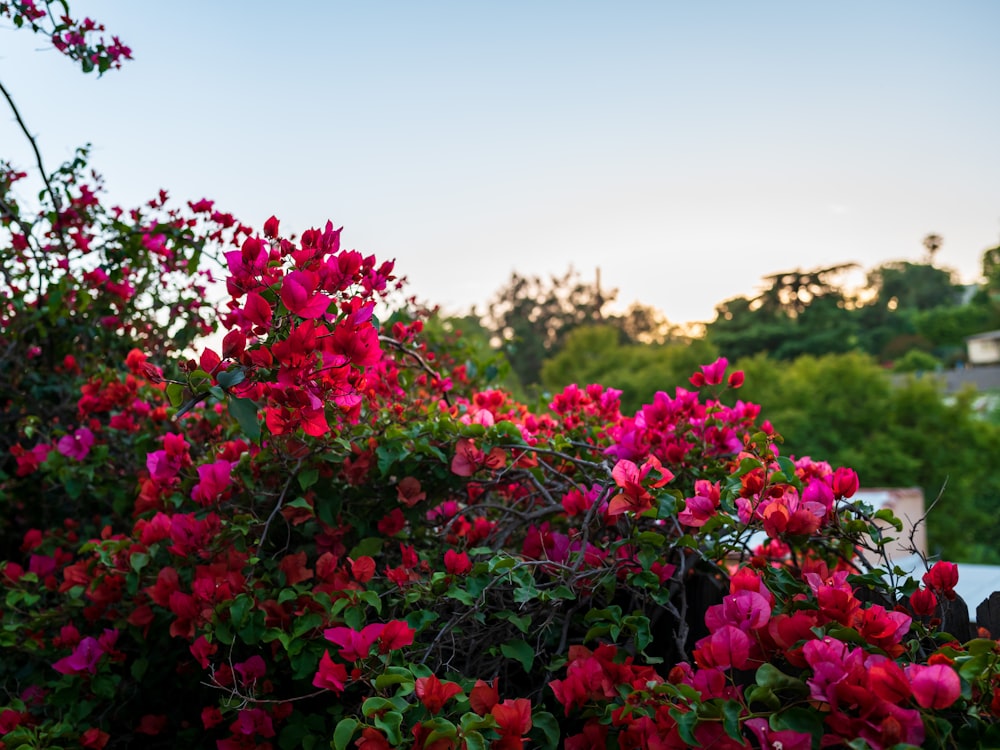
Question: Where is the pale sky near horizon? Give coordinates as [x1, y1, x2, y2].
[2, 1, 999, 326]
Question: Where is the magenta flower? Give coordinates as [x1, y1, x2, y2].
[52, 636, 105, 675]
[56, 427, 95, 461]
[907, 663, 961, 709]
[190, 460, 234, 506]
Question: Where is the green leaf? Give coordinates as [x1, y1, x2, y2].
[166, 382, 185, 407]
[375, 666, 414, 690]
[374, 711, 404, 745]
[217, 367, 246, 389]
[362, 697, 395, 718]
[297, 468, 319, 490]
[670, 708, 700, 747]
[332, 718, 358, 750]
[721, 700, 742, 742]
[501, 639, 534, 672]
[755, 663, 809, 696]
[228, 396, 260, 440]
[423, 717, 458, 744]
[130, 552, 149, 573]
[771, 707, 824, 738]
[530, 711, 561, 750]
[349, 537, 384, 559]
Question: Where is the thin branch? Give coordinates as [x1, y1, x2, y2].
[378, 334, 452, 407]
[255, 456, 305, 559]
[0, 78, 68, 254]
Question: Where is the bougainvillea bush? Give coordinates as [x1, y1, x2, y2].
[4, 5, 1000, 750]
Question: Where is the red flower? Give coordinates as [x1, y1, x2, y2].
[397, 476, 427, 507]
[356, 728, 392, 749]
[414, 674, 463, 714]
[444, 549, 472, 576]
[689, 357, 728, 386]
[135, 714, 168, 735]
[312, 651, 348, 693]
[491, 699, 532, 742]
[377, 620, 415, 653]
[923, 561, 959, 601]
[469, 678, 500, 715]
[80, 728, 110, 749]
[607, 456, 674, 517]
[278, 551, 313, 585]
[909, 586, 938, 616]
[350, 556, 376, 583]
[831, 466, 859, 498]
[377, 508, 406, 536]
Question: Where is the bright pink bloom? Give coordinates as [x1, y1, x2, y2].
[693, 625, 752, 670]
[689, 357, 728, 386]
[280, 270, 331, 319]
[57, 427, 95, 461]
[678, 480, 721, 527]
[745, 718, 810, 750]
[52, 634, 111, 675]
[190, 460, 233, 505]
[907, 663, 961, 709]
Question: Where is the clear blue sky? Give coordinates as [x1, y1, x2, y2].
[3, 1, 999, 325]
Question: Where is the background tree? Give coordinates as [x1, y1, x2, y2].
[539, 325, 718, 414]
[735, 352, 1000, 562]
[706, 264, 859, 361]
[480, 267, 612, 388]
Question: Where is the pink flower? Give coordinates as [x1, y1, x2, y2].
[323, 624, 382, 661]
[190, 460, 234, 505]
[689, 357, 728, 387]
[280, 270, 331, 319]
[57, 427, 95, 461]
[52, 635, 108, 675]
[907, 663, 961, 709]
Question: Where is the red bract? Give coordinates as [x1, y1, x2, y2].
[414, 674, 463, 714]
[443, 549, 472, 575]
[607, 455, 673, 516]
[923, 560, 959, 600]
[311, 652, 348, 693]
[376, 620, 415, 653]
[490, 698, 532, 747]
[469, 679, 500, 715]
